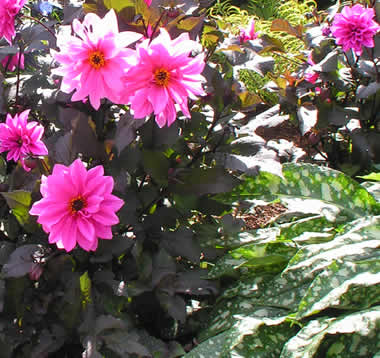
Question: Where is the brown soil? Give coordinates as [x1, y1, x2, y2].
[241, 203, 287, 230]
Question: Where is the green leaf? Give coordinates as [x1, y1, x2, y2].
[208, 242, 297, 279]
[218, 163, 380, 218]
[80, 271, 92, 308]
[357, 172, 380, 182]
[297, 260, 380, 319]
[185, 309, 297, 358]
[280, 307, 380, 358]
[1, 190, 31, 226]
[103, 0, 133, 11]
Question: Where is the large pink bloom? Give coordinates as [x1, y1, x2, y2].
[331, 4, 380, 55]
[121, 28, 206, 128]
[0, 0, 26, 45]
[30, 159, 124, 252]
[0, 110, 48, 171]
[51, 9, 142, 110]
[1, 52, 24, 72]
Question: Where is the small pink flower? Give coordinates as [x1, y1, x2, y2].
[304, 70, 319, 84]
[51, 9, 142, 110]
[331, 4, 380, 55]
[0, 110, 48, 171]
[322, 25, 331, 37]
[121, 28, 206, 127]
[29, 159, 124, 252]
[1, 52, 24, 72]
[143, 0, 152, 6]
[239, 18, 258, 43]
[0, 0, 26, 45]
[304, 52, 319, 84]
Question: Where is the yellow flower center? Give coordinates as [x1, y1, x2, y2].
[69, 195, 86, 214]
[88, 50, 105, 70]
[154, 68, 170, 87]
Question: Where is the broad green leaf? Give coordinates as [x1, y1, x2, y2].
[361, 181, 380, 203]
[185, 312, 297, 358]
[199, 296, 290, 342]
[208, 242, 297, 279]
[279, 215, 335, 244]
[297, 260, 380, 319]
[218, 163, 380, 218]
[280, 307, 380, 358]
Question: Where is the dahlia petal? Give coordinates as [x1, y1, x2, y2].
[60, 216, 78, 252]
[77, 230, 96, 251]
[29, 142, 48, 156]
[87, 71, 103, 110]
[84, 195, 103, 213]
[116, 31, 143, 48]
[92, 221, 113, 239]
[131, 95, 153, 118]
[92, 210, 119, 225]
[149, 86, 169, 114]
[47, 176, 75, 199]
[155, 112, 167, 128]
[37, 204, 68, 226]
[101, 8, 118, 35]
[102, 194, 124, 212]
[77, 217, 95, 241]
[70, 158, 88, 193]
[87, 165, 104, 179]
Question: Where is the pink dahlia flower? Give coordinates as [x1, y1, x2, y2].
[331, 4, 380, 55]
[239, 18, 258, 43]
[121, 28, 206, 127]
[143, 0, 152, 7]
[51, 9, 142, 110]
[1, 52, 24, 72]
[0, 110, 48, 171]
[0, 0, 26, 45]
[29, 159, 124, 252]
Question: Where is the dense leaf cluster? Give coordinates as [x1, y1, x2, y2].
[0, 0, 379, 357]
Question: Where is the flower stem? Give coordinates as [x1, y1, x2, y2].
[15, 44, 23, 108]
[20, 14, 56, 39]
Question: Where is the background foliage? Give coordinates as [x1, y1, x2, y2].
[0, 0, 379, 357]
